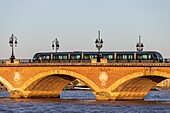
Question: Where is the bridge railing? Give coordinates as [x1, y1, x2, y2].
[0, 59, 6, 64]
[1, 59, 170, 64]
[107, 60, 160, 63]
[19, 59, 33, 63]
[163, 58, 170, 63]
[30, 59, 91, 63]
[17, 59, 163, 64]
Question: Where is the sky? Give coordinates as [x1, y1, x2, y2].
[0, 0, 170, 59]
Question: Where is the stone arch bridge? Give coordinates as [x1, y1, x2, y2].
[1, 62, 170, 100]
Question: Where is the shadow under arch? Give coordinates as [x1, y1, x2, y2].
[108, 71, 170, 92]
[108, 71, 170, 100]
[0, 76, 14, 92]
[21, 69, 100, 92]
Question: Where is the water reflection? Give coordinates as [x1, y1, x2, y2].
[60, 90, 96, 100]
[145, 90, 170, 101]
[0, 91, 9, 98]
[0, 90, 170, 112]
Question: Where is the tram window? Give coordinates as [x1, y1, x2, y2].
[47, 56, 50, 60]
[42, 56, 45, 59]
[117, 55, 120, 60]
[142, 55, 147, 60]
[137, 55, 142, 60]
[53, 55, 58, 60]
[76, 55, 81, 59]
[117, 55, 122, 60]
[63, 55, 68, 60]
[33, 54, 40, 60]
[90, 55, 95, 59]
[53, 56, 56, 60]
[103, 55, 108, 59]
[137, 54, 148, 60]
[128, 55, 133, 60]
[153, 54, 157, 59]
[84, 55, 90, 60]
[42, 55, 50, 60]
[123, 55, 127, 60]
[108, 55, 113, 60]
[103, 55, 113, 60]
[70, 56, 75, 60]
[148, 55, 151, 59]
[71, 55, 81, 60]
[34, 55, 40, 60]
[58, 55, 62, 60]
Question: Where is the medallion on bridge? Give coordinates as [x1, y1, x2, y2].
[99, 71, 108, 86]
[13, 72, 21, 84]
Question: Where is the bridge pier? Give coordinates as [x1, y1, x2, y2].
[94, 90, 148, 101]
[10, 90, 147, 100]
[23, 91, 61, 98]
[93, 90, 112, 101]
[10, 90, 61, 99]
[110, 92, 148, 100]
[10, 90, 23, 99]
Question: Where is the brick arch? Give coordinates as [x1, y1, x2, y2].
[0, 76, 14, 91]
[108, 71, 170, 92]
[108, 71, 170, 100]
[21, 69, 100, 92]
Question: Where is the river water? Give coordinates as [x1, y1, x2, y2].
[0, 90, 170, 113]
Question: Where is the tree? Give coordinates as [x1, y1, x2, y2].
[71, 79, 79, 86]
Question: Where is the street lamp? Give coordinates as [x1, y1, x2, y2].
[95, 31, 103, 62]
[136, 35, 144, 51]
[9, 34, 17, 63]
[52, 38, 59, 52]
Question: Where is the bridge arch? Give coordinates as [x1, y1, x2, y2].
[21, 69, 100, 96]
[0, 76, 14, 91]
[108, 71, 170, 91]
[108, 71, 170, 100]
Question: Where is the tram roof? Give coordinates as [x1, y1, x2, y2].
[34, 51, 161, 55]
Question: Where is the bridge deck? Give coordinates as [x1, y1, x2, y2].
[1, 62, 170, 67]
[0, 59, 170, 67]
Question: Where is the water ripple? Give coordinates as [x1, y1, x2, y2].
[0, 91, 170, 112]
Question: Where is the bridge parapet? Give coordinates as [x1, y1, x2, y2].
[1, 62, 170, 67]
[1, 58, 170, 65]
[91, 58, 107, 63]
[164, 58, 170, 63]
[6, 59, 19, 64]
[13, 58, 170, 67]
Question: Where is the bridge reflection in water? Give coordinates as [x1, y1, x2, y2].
[1, 90, 170, 112]
[1, 58, 170, 100]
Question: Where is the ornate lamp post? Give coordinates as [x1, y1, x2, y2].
[9, 34, 17, 63]
[95, 31, 103, 62]
[52, 38, 59, 52]
[136, 35, 144, 51]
